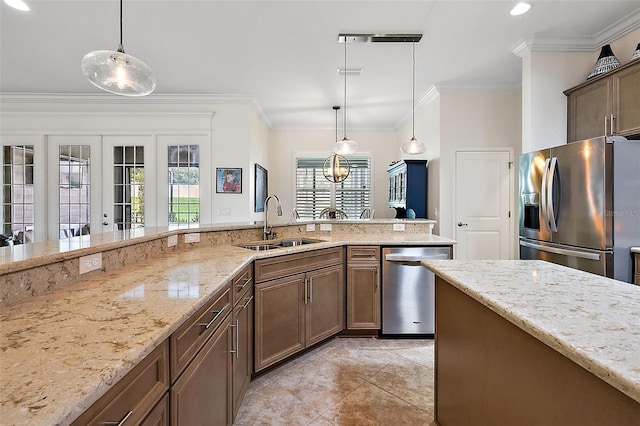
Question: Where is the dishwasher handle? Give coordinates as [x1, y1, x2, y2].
[384, 253, 450, 262]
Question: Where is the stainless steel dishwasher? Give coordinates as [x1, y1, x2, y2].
[381, 246, 451, 336]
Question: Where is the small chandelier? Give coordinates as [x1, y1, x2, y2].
[81, 0, 156, 97]
[324, 105, 350, 183]
[401, 41, 427, 155]
[334, 38, 358, 155]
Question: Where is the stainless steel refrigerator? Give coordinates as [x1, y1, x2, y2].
[519, 136, 640, 283]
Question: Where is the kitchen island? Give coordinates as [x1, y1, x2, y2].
[0, 222, 452, 425]
[422, 259, 640, 425]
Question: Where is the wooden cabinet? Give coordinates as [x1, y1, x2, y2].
[71, 341, 169, 426]
[386, 160, 428, 218]
[254, 248, 344, 372]
[346, 246, 380, 330]
[565, 59, 640, 142]
[171, 315, 232, 426]
[231, 276, 254, 421]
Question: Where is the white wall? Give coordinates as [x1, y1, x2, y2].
[438, 91, 522, 245]
[268, 129, 399, 223]
[249, 107, 271, 223]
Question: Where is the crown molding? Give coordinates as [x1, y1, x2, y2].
[512, 7, 640, 56]
[0, 93, 272, 128]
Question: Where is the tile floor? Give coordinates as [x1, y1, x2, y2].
[234, 337, 437, 426]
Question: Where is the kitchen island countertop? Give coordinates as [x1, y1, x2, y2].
[421, 259, 640, 404]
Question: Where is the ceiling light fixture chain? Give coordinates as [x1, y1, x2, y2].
[334, 36, 358, 155]
[401, 39, 427, 155]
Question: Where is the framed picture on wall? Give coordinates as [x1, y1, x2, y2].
[254, 164, 268, 212]
[216, 168, 242, 193]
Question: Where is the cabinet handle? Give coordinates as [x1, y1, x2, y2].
[104, 410, 133, 426]
[241, 295, 254, 310]
[304, 278, 308, 304]
[198, 307, 225, 329]
[236, 277, 251, 290]
[375, 270, 379, 293]
[230, 319, 239, 359]
[611, 113, 616, 135]
[309, 278, 313, 303]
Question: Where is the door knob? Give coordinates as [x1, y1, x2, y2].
[102, 221, 109, 226]
[457, 222, 468, 227]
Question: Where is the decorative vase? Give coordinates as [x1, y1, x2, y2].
[631, 43, 640, 61]
[587, 45, 620, 80]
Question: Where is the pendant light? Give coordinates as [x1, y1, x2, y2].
[81, 0, 156, 97]
[334, 39, 358, 155]
[401, 41, 427, 155]
[324, 106, 350, 183]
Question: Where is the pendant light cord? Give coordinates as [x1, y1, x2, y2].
[343, 40, 348, 139]
[118, 0, 125, 53]
[412, 41, 416, 139]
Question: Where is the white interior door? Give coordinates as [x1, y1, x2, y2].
[102, 136, 156, 231]
[47, 135, 102, 241]
[455, 150, 512, 260]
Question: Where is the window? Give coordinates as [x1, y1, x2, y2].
[2, 145, 35, 243]
[295, 156, 371, 219]
[113, 146, 145, 230]
[168, 145, 200, 224]
[58, 145, 91, 238]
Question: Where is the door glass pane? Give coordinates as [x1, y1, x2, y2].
[113, 146, 145, 230]
[168, 145, 200, 224]
[1, 145, 35, 244]
[59, 145, 90, 238]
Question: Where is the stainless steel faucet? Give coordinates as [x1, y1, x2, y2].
[263, 194, 283, 240]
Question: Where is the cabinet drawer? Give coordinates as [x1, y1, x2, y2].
[232, 263, 253, 306]
[72, 340, 169, 426]
[347, 246, 380, 262]
[255, 247, 344, 283]
[170, 285, 231, 382]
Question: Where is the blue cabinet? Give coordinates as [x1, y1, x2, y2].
[386, 160, 428, 218]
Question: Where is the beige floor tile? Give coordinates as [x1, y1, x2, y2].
[273, 356, 366, 413]
[234, 382, 322, 426]
[320, 345, 397, 380]
[394, 340, 435, 367]
[321, 381, 433, 426]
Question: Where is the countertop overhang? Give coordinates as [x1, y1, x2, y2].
[422, 259, 640, 404]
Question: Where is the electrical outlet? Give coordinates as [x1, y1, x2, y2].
[167, 235, 178, 247]
[306, 223, 316, 232]
[393, 223, 405, 232]
[79, 252, 102, 274]
[320, 223, 332, 231]
[184, 233, 200, 243]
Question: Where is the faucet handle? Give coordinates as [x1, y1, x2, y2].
[271, 232, 278, 240]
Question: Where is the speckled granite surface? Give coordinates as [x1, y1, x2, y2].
[422, 259, 640, 404]
[631, 246, 640, 254]
[0, 232, 451, 426]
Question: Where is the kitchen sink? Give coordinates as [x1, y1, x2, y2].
[237, 238, 323, 251]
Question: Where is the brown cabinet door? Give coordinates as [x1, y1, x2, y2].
[612, 62, 640, 137]
[141, 393, 169, 426]
[306, 264, 345, 346]
[347, 263, 380, 329]
[171, 315, 232, 426]
[232, 291, 254, 421]
[567, 78, 611, 142]
[254, 274, 306, 372]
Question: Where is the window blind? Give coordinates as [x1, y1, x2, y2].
[295, 156, 371, 219]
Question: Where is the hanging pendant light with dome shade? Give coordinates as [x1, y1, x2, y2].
[401, 41, 427, 155]
[81, 0, 156, 97]
[324, 106, 351, 183]
[334, 39, 358, 155]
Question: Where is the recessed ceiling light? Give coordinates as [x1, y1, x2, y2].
[3, 0, 30, 11]
[510, 2, 531, 16]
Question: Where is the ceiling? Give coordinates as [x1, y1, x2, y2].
[1, 1, 639, 130]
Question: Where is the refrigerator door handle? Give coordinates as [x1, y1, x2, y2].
[547, 157, 559, 232]
[541, 158, 550, 231]
[519, 240, 601, 261]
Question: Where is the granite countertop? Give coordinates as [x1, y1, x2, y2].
[0, 232, 453, 426]
[631, 247, 640, 254]
[421, 259, 640, 404]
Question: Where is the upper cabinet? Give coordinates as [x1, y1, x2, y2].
[565, 59, 640, 142]
[386, 160, 428, 218]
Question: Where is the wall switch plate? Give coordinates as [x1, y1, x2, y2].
[320, 223, 332, 231]
[184, 233, 200, 243]
[167, 235, 178, 247]
[306, 224, 316, 232]
[393, 223, 405, 231]
[79, 252, 102, 274]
